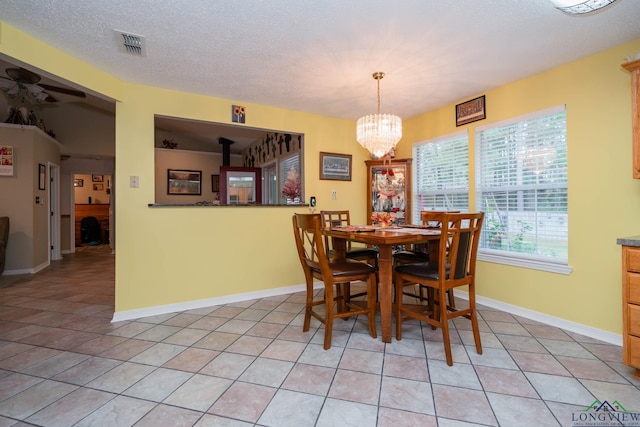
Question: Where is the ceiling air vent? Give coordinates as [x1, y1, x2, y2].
[115, 30, 146, 56]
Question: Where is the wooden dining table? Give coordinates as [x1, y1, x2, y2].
[323, 225, 441, 343]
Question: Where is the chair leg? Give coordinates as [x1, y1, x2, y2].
[367, 275, 377, 339]
[427, 287, 437, 330]
[447, 289, 456, 309]
[336, 283, 346, 314]
[469, 284, 483, 356]
[303, 281, 313, 332]
[438, 286, 454, 366]
[395, 276, 403, 340]
[324, 285, 334, 350]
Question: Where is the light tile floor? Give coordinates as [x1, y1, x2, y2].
[0, 245, 638, 426]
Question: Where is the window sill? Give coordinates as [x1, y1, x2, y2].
[478, 252, 572, 275]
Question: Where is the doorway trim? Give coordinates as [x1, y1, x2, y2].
[48, 162, 62, 261]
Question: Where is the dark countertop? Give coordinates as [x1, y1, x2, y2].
[617, 235, 640, 247]
[148, 203, 309, 207]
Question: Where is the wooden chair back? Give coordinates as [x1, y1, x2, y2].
[394, 211, 484, 365]
[437, 212, 484, 282]
[320, 210, 353, 251]
[292, 213, 331, 279]
[292, 213, 378, 349]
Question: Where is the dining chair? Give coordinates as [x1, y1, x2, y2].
[320, 210, 379, 268]
[393, 210, 460, 265]
[292, 213, 377, 349]
[394, 211, 484, 366]
[393, 210, 459, 305]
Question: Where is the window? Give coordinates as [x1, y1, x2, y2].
[475, 105, 569, 273]
[412, 131, 469, 221]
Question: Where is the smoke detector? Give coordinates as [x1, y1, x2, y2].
[114, 30, 146, 56]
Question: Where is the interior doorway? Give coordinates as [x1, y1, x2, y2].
[73, 172, 112, 250]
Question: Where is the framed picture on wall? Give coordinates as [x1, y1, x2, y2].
[93, 184, 103, 191]
[319, 152, 352, 181]
[456, 95, 486, 126]
[38, 164, 46, 190]
[92, 174, 104, 182]
[74, 178, 84, 187]
[0, 145, 14, 176]
[168, 169, 202, 195]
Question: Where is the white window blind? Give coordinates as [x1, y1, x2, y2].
[475, 105, 568, 266]
[412, 132, 469, 222]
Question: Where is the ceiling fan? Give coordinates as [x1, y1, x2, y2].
[0, 67, 86, 104]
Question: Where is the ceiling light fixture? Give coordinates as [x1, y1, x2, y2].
[549, 0, 617, 14]
[1, 81, 49, 104]
[356, 72, 402, 158]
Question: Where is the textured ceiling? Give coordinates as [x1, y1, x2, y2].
[0, 0, 639, 152]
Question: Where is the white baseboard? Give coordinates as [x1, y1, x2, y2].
[2, 260, 49, 276]
[112, 284, 622, 347]
[112, 283, 321, 323]
[455, 290, 622, 346]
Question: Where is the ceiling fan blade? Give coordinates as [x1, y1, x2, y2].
[5, 67, 41, 84]
[39, 84, 86, 98]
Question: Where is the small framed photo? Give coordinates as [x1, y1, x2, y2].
[93, 183, 103, 191]
[74, 178, 84, 187]
[456, 95, 486, 127]
[0, 145, 14, 176]
[211, 174, 220, 192]
[38, 164, 46, 190]
[320, 152, 352, 181]
[92, 174, 104, 182]
[232, 105, 245, 123]
[168, 169, 202, 195]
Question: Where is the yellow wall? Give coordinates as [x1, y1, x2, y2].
[112, 84, 369, 311]
[3, 20, 640, 336]
[400, 39, 640, 335]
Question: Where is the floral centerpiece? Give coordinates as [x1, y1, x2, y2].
[371, 212, 395, 228]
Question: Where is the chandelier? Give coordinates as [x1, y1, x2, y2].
[356, 72, 402, 158]
[549, 0, 617, 14]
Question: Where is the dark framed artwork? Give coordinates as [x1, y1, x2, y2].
[167, 169, 202, 195]
[320, 152, 352, 181]
[211, 174, 220, 192]
[93, 183, 103, 191]
[74, 178, 84, 187]
[456, 95, 486, 126]
[92, 174, 104, 182]
[38, 164, 46, 190]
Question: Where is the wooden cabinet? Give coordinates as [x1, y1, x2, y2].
[622, 59, 640, 179]
[622, 245, 640, 376]
[365, 158, 412, 225]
